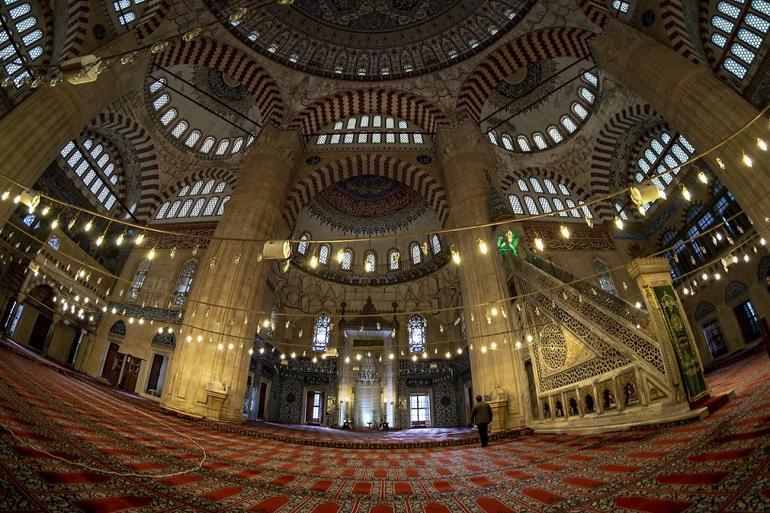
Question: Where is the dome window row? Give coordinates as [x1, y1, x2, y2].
[508, 177, 592, 220]
[153, 179, 231, 222]
[296, 233, 444, 273]
[488, 71, 599, 154]
[313, 115, 430, 147]
[148, 78, 255, 158]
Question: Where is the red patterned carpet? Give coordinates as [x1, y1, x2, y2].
[1, 346, 769, 513]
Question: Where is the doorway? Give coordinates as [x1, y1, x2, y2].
[145, 354, 165, 396]
[28, 313, 51, 352]
[306, 390, 324, 425]
[409, 393, 430, 427]
[257, 381, 268, 419]
[119, 355, 142, 394]
[101, 342, 121, 385]
[65, 329, 81, 365]
[702, 320, 728, 357]
[733, 300, 760, 343]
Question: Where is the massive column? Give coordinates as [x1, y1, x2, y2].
[161, 126, 300, 421]
[0, 34, 147, 224]
[591, 18, 770, 240]
[437, 122, 525, 429]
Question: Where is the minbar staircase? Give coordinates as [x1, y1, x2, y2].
[503, 253, 700, 432]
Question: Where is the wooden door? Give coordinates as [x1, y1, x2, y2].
[101, 343, 121, 385]
[119, 355, 141, 393]
[257, 382, 267, 419]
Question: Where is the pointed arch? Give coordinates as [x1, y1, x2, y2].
[153, 37, 285, 125]
[289, 89, 448, 136]
[457, 27, 596, 123]
[88, 112, 159, 222]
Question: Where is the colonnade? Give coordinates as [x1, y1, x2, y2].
[0, 20, 767, 423]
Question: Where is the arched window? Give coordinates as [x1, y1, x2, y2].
[364, 251, 377, 273]
[171, 120, 188, 138]
[408, 314, 426, 353]
[561, 115, 577, 133]
[319, 244, 330, 265]
[297, 232, 310, 255]
[312, 313, 331, 352]
[184, 130, 201, 148]
[523, 195, 539, 215]
[593, 259, 617, 295]
[572, 102, 588, 119]
[160, 109, 177, 126]
[532, 133, 548, 149]
[389, 249, 400, 270]
[430, 234, 441, 254]
[170, 259, 197, 306]
[127, 259, 151, 301]
[155, 202, 170, 219]
[501, 134, 514, 150]
[411, 242, 422, 265]
[509, 194, 524, 215]
[200, 137, 215, 154]
[340, 248, 353, 270]
[517, 136, 531, 152]
[547, 126, 563, 144]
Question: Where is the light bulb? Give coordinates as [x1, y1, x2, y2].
[451, 246, 461, 265]
[701, 272, 708, 281]
[147, 248, 156, 260]
[760, 238, 766, 246]
[515, 341, 522, 349]
[658, 190, 667, 200]
[681, 185, 691, 202]
[743, 254, 750, 262]
[1, 191, 8, 201]
[697, 171, 708, 184]
[490, 342, 497, 350]
[84, 219, 93, 232]
[480, 346, 487, 354]
[280, 353, 286, 360]
[95, 234, 104, 246]
[526, 334, 533, 343]
[412, 355, 418, 361]
[490, 306, 498, 317]
[683, 287, 690, 295]
[742, 153, 753, 167]
[758, 138, 768, 151]
[248, 348, 254, 355]
[559, 225, 570, 239]
[135, 233, 145, 245]
[445, 352, 451, 359]
[310, 254, 318, 269]
[732, 255, 738, 264]
[457, 348, 463, 354]
[51, 219, 59, 229]
[336, 249, 345, 263]
[477, 238, 488, 255]
[635, 301, 642, 309]
[41, 205, 50, 216]
[262, 319, 270, 328]
[388, 353, 394, 360]
[714, 272, 721, 280]
[344, 356, 350, 363]
[534, 236, 545, 251]
[614, 217, 624, 230]
[355, 353, 362, 361]
[116, 233, 124, 246]
[13, 194, 20, 204]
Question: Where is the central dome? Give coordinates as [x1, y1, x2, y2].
[208, 0, 535, 79]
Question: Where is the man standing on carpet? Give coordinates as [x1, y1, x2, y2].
[470, 395, 493, 447]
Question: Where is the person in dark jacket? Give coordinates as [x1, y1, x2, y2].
[470, 395, 493, 447]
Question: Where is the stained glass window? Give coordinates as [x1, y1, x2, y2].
[170, 259, 197, 306]
[127, 259, 151, 301]
[312, 313, 331, 351]
[408, 314, 426, 353]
